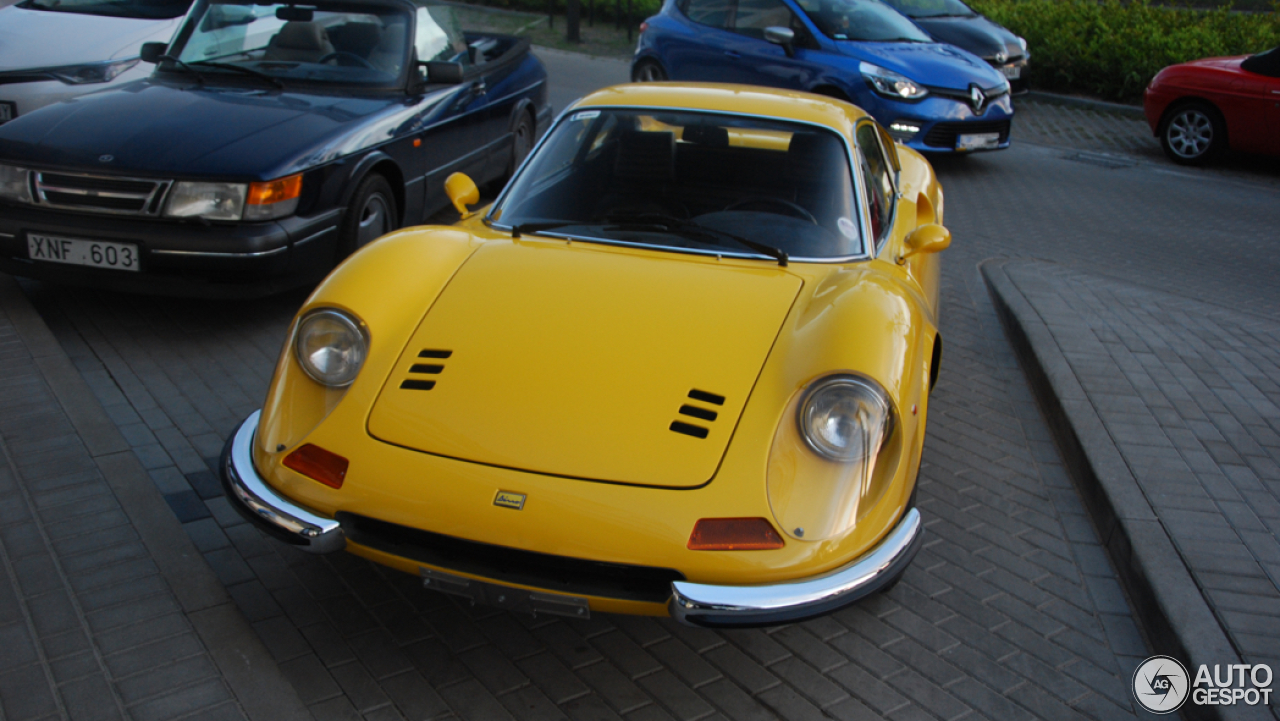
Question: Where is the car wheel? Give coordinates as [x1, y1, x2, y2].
[489, 111, 535, 195]
[632, 59, 667, 83]
[1160, 101, 1226, 166]
[339, 174, 398, 260]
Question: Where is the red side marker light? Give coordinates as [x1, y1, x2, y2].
[283, 444, 349, 489]
[688, 518, 786, 550]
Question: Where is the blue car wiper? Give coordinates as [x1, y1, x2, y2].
[158, 54, 208, 85]
[191, 61, 284, 90]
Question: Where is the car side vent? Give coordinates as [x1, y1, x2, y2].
[400, 350, 451, 391]
[669, 389, 724, 439]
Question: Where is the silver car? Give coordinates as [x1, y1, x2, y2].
[0, 0, 190, 124]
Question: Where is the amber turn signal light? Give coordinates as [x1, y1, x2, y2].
[688, 518, 785, 550]
[247, 173, 302, 206]
[283, 444, 348, 489]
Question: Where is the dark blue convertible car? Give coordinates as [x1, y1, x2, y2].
[0, 0, 549, 297]
[632, 0, 1012, 154]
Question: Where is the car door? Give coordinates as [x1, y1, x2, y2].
[663, 0, 739, 81]
[718, 0, 822, 89]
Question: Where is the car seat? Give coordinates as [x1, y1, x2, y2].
[263, 22, 335, 63]
[327, 22, 383, 63]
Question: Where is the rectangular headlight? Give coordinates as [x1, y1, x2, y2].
[0, 164, 32, 203]
[165, 181, 246, 221]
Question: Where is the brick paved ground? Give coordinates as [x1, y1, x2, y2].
[996, 260, 1280, 718]
[0, 285, 252, 721]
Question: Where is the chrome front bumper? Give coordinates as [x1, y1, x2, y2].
[670, 508, 923, 627]
[220, 411, 346, 554]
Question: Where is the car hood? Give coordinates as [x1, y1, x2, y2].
[0, 7, 178, 69]
[836, 41, 1004, 90]
[366, 240, 804, 488]
[911, 15, 1022, 61]
[0, 80, 410, 179]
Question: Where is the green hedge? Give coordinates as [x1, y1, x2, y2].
[465, 0, 663, 25]
[965, 0, 1280, 103]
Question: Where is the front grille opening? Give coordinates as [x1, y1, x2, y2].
[923, 120, 1012, 148]
[400, 379, 436, 391]
[409, 364, 444, 374]
[688, 389, 725, 406]
[337, 513, 683, 603]
[670, 421, 709, 439]
[418, 349, 453, 359]
[678, 405, 717, 422]
[39, 173, 155, 194]
[42, 193, 146, 212]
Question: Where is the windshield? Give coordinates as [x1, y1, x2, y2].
[168, 1, 456, 87]
[19, 0, 191, 20]
[793, 0, 931, 41]
[492, 109, 865, 260]
[879, 0, 974, 18]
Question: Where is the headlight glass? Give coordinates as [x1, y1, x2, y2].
[798, 376, 893, 462]
[165, 181, 246, 220]
[294, 309, 368, 387]
[767, 374, 899, 541]
[0, 164, 32, 203]
[49, 59, 140, 85]
[1017, 36, 1028, 54]
[859, 61, 928, 100]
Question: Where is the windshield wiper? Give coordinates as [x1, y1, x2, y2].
[602, 213, 788, 266]
[158, 54, 207, 85]
[509, 221, 584, 238]
[191, 60, 284, 89]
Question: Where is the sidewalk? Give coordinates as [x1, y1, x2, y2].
[0, 274, 310, 721]
[985, 259, 1280, 720]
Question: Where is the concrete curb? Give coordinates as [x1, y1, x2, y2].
[979, 259, 1267, 721]
[1023, 90, 1146, 119]
[0, 274, 313, 721]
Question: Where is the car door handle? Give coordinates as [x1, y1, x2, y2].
[724, 51, 741, 59]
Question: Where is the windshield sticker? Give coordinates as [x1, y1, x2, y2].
[838, 217, 858, 240]
[571, 110, 601, 122]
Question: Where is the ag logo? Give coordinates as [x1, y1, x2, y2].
[1133, 655, 1189, 713]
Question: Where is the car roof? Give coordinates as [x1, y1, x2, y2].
[571, 83, 871, 135]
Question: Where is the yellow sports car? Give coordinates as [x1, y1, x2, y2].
[221, 83, 950, 627]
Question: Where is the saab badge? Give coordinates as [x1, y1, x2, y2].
[494, 490, 526, 510]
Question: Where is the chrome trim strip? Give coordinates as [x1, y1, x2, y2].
[33, 170, 172, 217]
[150, 245, 289, 258]
[0, 232, 15, 239]
[222, 410, 345, 554]
[486, 104, 874, 264]
[670, 508, 922, 627]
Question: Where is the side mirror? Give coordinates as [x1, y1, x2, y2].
[140, 42, 166, 64]
[445, 172, 480, 218]
[426, 61, 464, 84]
[764, 26, 795, 57]
[897, 223, 950, 264]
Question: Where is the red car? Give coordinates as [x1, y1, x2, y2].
[1144, 46, 1280, 165]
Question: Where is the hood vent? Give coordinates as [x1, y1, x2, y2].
[670, 389, 725, 439]
[400, 349, 452, 391]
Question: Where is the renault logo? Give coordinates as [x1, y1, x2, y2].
[969, 85, 987, 114]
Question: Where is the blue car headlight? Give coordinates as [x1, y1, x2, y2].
[859, 62, 928, 101]
[48, 59, 141, 85]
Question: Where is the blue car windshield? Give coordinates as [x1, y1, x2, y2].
[880, 0, 976, 18]
[19, 0, 191, 19]
[169, 1, 462, 87]
[793, 0, 931, 42]
[491, 109, 865, 260]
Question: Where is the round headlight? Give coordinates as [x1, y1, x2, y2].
[797, 375, 894, 462]
[294, 309, 368, 387]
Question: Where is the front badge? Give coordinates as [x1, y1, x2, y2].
[494, 490, 526, 510]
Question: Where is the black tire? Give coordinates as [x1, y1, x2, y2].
[489, 110, 535, 195]
[1159, 101, 1226, 166]
[632, 59, 667, 83]
[338, 174, 397, 260]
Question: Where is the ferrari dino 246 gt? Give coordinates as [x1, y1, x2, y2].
[222, 83, 950, 627]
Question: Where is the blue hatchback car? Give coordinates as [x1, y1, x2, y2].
[633, 0, 1013, 153]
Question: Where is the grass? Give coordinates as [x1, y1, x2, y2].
[447, 1, 640, 58]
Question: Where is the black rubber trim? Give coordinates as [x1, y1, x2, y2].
[400, 379, 436, 390]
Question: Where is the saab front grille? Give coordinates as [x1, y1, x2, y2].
[670, 388, 724, 439]
[337, 512, 684, 603]
[923, 120, 1012, 148]
[34, 171, 172, 216]
[400, 349, 451, 390]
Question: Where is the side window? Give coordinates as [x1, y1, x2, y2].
[731, 0, 795, 38]
[682, 0, 732, 28]
[415, 6, 467, 64]
[854, 122, 895, 247]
